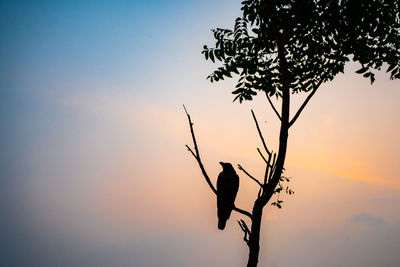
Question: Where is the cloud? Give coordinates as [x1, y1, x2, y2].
[351, 212, 385, 226]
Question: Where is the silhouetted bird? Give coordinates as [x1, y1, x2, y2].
[217, 162, 239, 230]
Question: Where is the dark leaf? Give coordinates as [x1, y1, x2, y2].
[209, 51, 215, 63]
[356, 67, 368, 74]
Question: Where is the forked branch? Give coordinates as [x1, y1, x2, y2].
[263, 152, 272, 185]
[257, 148, 269, 165]
[268, 153, 277, 182]
[250, 109, 277, 188]
[265, 92, 281, 121]
[184, 105, 252, 219]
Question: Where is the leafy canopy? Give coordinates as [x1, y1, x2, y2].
[202, 0, 400, 103]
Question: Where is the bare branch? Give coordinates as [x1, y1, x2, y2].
[185, 145, 197, 159]
[238, 164, 263, 187]
[251, 110, 271, 156]
[289, 68, 332, 128]
[265, 92, 281, 121]
[257, 148, 268, 165]
[184, 105, 252, 219]
[184, 105, 216, 194]
[288, 85, 318, 128]
[240, 219, 251, 235]
[237, 219, 251, 244]
[268, 153, 277, 182]
[263, 152, 272, 185]
[257, 148, 275, 183]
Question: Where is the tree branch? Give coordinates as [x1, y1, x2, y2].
[258, 187, 263, 198]
[184, 105, 252, 219]
[289, 68, 332, 128]
[184, 105, 215, 193]
[237, 219, 251, 244]
[238, 164, 263, 187]
[185, 145, 197, 159]
[251, 109, 271, 156]
[263, 152, 272, 185]
[265, 92, 281, 121]
[257, 148, 268, 165]
[288, 84, 318, 128]
[268, 153, 277, 183]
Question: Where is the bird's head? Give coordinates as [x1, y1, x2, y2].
[219, 162, 234, 172]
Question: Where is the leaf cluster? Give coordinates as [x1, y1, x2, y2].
[271, 175, 294, 209]
[203, 0, 400, 102]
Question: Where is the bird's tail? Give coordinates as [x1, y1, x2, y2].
[218, 219, 227, 230]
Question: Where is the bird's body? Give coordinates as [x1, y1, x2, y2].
[217, 162, 239, 230]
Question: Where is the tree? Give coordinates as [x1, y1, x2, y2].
[185, 1, 399, 266]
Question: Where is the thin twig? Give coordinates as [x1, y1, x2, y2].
[257, 147, 275, 182]
[240, 219, 251, 235]
[265, 92, 281, 121]
[184, 105, 215, 194]
[264, 152, 272, 185]
[257, 148, 268, 165]
[251, 110, 271, 156]
[185, 145, 197, 159]
[237, 219, 251, 244]
[184, 105, 252, 219]
[238, 164, 263, 187]
[268, 153, 277, 182]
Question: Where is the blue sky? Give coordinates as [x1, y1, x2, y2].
[1, 1, 400, 266]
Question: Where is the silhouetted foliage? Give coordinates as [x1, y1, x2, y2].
[186, 1, 400, 267]
[203, 0, 399, 102]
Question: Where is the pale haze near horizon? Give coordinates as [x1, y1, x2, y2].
[1, 1, 400, 266]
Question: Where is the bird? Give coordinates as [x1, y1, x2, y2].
[217, 162, 239, 230]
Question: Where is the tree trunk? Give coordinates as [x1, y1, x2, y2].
[246, 40, 290, 266]
[246, 124, 289, 267]
[246, 200, 263, 267]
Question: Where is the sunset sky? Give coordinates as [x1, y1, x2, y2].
[1, 1, 400, 266]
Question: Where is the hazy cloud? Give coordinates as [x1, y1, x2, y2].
[351, 212, 385, 226]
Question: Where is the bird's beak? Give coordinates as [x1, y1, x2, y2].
[219, 162, 224, 166]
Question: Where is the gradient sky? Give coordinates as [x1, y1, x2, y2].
[1, 1, 400, 266]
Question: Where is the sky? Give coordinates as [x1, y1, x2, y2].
[1, 1, 399, 266]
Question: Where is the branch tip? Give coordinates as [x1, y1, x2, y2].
[238, 164, 263, 187]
